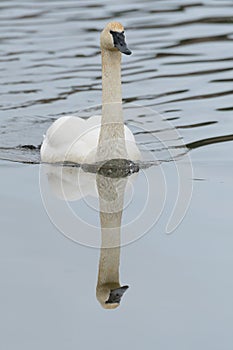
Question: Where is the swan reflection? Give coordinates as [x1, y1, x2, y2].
[43, 160, 135, 309]
[96, 172, 129, 309]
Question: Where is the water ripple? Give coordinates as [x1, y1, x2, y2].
[0, 0, 233, 158]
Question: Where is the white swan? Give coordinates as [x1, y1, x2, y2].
[40, 22, 140, 164]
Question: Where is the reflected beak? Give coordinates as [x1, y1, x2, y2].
[110, 31, 132, 55]
[105, 285, 129, 304]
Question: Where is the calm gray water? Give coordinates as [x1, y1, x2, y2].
[1, 0, 233, 349]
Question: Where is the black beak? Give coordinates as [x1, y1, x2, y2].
[105, 285, 129, 304]
[110, 30, 132, 55]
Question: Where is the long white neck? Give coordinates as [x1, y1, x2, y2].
[102, 50, 122, 105]
[97, 49, 127, 161]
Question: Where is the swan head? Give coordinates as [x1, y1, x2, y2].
[100, 22, 132, 55]
[96, 284, 129, 309]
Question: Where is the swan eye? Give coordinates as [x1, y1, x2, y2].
[110, 30, 124, 35]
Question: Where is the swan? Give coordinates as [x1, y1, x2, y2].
[40, 22, 140, 164]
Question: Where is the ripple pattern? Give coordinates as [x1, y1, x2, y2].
[0, 0, 233, 157]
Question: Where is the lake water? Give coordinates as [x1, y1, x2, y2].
[1, 0, 233, 349]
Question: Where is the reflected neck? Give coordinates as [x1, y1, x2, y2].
[96, 176, 126, 287]
[97, 224, 121, 286]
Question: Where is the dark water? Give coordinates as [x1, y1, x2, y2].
[1, 0, 233, 154]
[1, 0, 233, 349]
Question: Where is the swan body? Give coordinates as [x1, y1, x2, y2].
[40, 115, 140, 164]
[41, 21, 140, 164]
